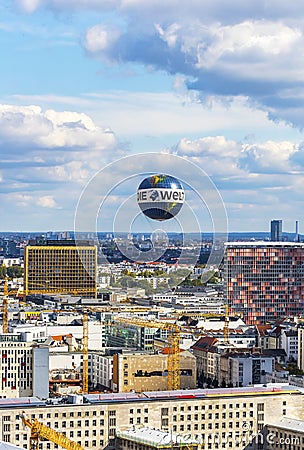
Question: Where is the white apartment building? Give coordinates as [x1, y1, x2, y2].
[298, 325, 304, 370]
[90, 353, 113, 390]
[281, 329, 298, 362]
[229, 354, 274, 387]
[0, 335, 48, 399]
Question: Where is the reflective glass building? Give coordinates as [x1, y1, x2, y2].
[224, 242, 304, 324]
[25, 240, 97, 298]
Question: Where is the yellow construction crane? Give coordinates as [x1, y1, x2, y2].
[20, 411, 84, 450]
[76, 306, 160, 395]
[2, 278, 9, 333]
[111, 316, 181, 390]
[81, 312, 89, 394]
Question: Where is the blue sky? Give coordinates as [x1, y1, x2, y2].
[1, 0, 304, 233]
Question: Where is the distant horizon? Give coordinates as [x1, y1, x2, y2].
[0, 230, 300, 236]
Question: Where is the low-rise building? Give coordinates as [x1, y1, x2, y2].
[112, 350, 196, 392]
[281, 329, 298, 361]
[229, 353, 274, 387]
[90, 353, 113, 390]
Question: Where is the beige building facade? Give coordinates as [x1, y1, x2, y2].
[112, 351, 196, 392]
[0, 386, 303, 450]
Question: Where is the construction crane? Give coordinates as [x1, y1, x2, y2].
[81, 312, 89, 394]
[2, 278, 9, 333]
[111, 316, 181, 390]
[76, 305, 159, 395]
[20, 411, 84, 450]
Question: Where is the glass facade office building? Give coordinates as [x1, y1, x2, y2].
[25, 240, 97, 298]
[224, 242, 304, 324]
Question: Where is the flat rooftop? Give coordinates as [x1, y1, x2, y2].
[0, 385, 301, 410]
[267, 417, 304, 433]
[225, 241, 304, 247]
[117, 426, 198, 446]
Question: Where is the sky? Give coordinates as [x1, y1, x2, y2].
[1, 0, 304, 234]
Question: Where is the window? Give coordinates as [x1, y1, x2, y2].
[130, 409, 133, 414]
[129, 418, 133, 424]
[161, 408, 169, 416]
[84, 431, 89, 437]
[162, 419, 169, 427]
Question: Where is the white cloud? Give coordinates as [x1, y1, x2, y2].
[37, 195, 58, 208]
[16, 0, 42, 13]
[0, 104, 117, 151]
[84, 24, 121, 56]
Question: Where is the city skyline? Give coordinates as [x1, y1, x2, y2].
[1, 1, 304, 232]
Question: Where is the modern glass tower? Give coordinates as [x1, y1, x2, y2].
[270, 220, 283, 241]
[224, 241, 304, 324]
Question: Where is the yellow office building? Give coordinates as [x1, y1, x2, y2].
[25, 240, 97, 298]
